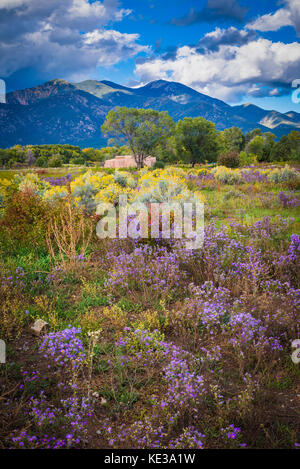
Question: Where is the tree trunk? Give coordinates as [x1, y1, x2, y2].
[136, 153, 144, 169]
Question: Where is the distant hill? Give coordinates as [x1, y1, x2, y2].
[233, 103, 300, 135]
[1, 78, 299, 148]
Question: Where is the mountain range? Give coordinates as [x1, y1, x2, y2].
[1, 78, 300, 148]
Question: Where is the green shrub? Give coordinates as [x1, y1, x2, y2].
[217, 151, 240, 168]
[213, 166, 241, 184]
[70, 157, 85, 165]
[268, 165, 300, 189]
[0, 190, 52, 251]
[239, 151, 257, 166]
[48, 154, 63, 168]
[113, 171, 128, 187]
[153, 160, 165, 169]
[36, 156, 48, 168]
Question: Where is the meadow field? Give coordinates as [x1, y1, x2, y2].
[0, 164, 299, 449]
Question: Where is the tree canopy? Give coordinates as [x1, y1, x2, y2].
[219, 127, 245, 154]
[101, 107, 175, 168]
[175, 117, 219, 166]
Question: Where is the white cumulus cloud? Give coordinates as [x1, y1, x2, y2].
[0, 0, 148, 82]
[135, 32, 300, 102]
[247, 0, 300, 36]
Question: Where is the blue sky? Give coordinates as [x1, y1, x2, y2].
[1, 0, 300, 112]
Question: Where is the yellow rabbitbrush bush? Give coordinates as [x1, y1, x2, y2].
[15, 172, 50, 195]
[160, 166, 186, 179]
[11, 168, 207, 217]
[71, 172, 115, 192]
[43, 185, 68, 203]
[0, 293, 26, 339]
[187, 168, 211, 176]
[113, 171, 137, 189]
[135, 169, 205, 205]
[80, 310, 104, 334]
[132, 309, 161, 333]
[70, 172, 115, 212]
[70, 171, 137, 210]
[95, 184, 135, 205]
[0, 178, 12, 195]
[138, 167, 186, 186]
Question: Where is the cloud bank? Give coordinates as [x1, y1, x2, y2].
[135, 28, 300, 102]
[0, 0, 148, 83]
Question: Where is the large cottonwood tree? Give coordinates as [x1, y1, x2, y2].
[101, 107, 174, 168]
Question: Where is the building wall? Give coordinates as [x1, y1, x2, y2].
[104, 155, 156, 168]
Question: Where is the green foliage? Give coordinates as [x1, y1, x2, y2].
[268, 165, 300, 187]
[218, 127, 245, 154]
[270, 131, 300, 162]
[48, 154, 63, 168]
[245, 128, 262, 144]
[82, 146, 130, 162]
[70, 156, 85, 165]
[152, 135, 178, 163]
[245, 132, 277, 162]
[0, 191, 52, 252]
[175, 117, 219, 166]
[239, 151, 257, 166]
[213, 166, 241, 184]
[153, 160, 165, 169]
[246, 135, 265, 161]
[101, 107, 175, 168]
[36, 156, 48, 167]
[0, 144, 84, 168]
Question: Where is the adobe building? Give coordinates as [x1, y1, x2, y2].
[104, 154, 156, 169]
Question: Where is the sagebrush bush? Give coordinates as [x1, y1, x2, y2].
[213, 166, 242, 184]
[268, 165, 300, 189]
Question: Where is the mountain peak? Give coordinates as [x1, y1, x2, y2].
[44, 78, 70, 86]
[146, 79, 171, 86]
[72, 79, 132, 98]
[100, 80, 132, 91]
[242, 103, 262, 110]
[135, 79, 202, 98]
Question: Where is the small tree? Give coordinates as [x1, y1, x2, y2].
[101, 107, 174, 168]
[246, 136, 265, 161]
[245, 128, 262, 144]
[218, 127, 245, 154]
[175, 117, 219, 166]
[26, 148, 36, 166]
[270, 131, 300, 162]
